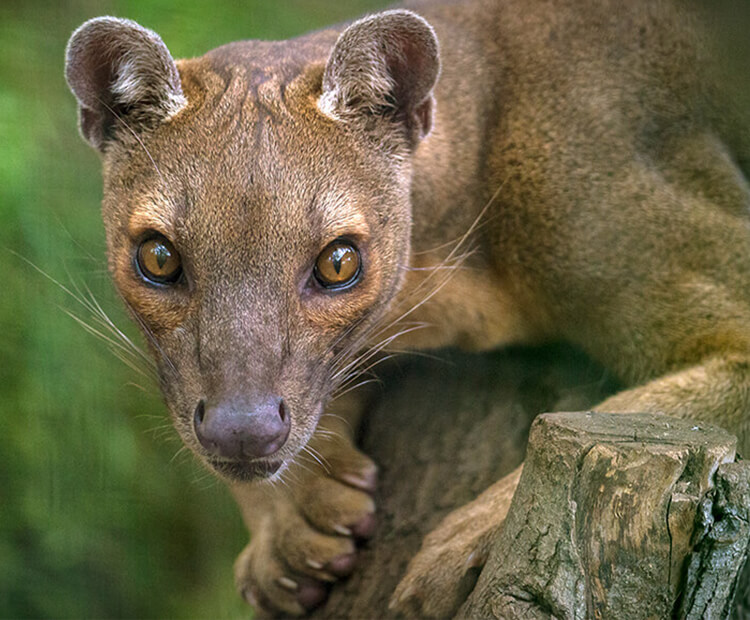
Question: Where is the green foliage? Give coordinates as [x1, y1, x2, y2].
[0, 1, 384, 617]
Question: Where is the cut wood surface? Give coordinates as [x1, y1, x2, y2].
[308, 346, 750, 619]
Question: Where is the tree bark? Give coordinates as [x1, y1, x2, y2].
[460, 412, 750, 619]
[310, 346, 750, 619]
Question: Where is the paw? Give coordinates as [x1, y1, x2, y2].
[389, 507, 490, 618]
[390, 466, 522, 618]
[235, 448, 377, 617]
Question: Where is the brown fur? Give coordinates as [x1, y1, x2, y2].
[66, 0, 750, 616]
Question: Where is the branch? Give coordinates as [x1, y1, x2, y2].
[308, 347, 750, 618]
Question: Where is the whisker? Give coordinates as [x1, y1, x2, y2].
[361, 257, 465, 351]
[329, 247, 473, 375]
[303, 443, 331, 472]
[59, 306, 153, 378]
[123, 299, 179, 378]
[123, 381, 154, 394]
[12, 251, 160, 383]
[80, 279, 155, 368]
[169, 445, 190, 465]
[316, 418, 352, 441]
[320, 180, 509, 409]
[384, 180, 506, 318]
[331, 377, 382, 401]
[331, 324, 427, 383]
[291, 458, 318, 478]
[332, 352, 396, 394]
[277, 465, 303, 492]
[299, 446, 331, 476]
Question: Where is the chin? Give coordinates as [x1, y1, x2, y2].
[208, 458, 288, 483]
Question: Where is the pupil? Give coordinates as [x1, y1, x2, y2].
[331, 247, 347, 275]
[154, 245, 169, 270]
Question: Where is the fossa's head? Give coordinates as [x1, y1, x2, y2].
[65, 11, 439, 481]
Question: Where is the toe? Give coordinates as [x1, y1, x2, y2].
[296, 577, 330, 611]
[235, 543, 308, 617]
[297, 475, 376, 537]
[325, 552, 357, 577]
[350, 511, 377, 540]
[276, 518, 356, 581]
[334, 458, 378, 494]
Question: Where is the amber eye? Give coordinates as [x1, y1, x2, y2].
[313, 240, 361, 289]
[136, 234, 182, 285]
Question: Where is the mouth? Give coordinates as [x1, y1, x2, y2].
[208, 458, 285, 482]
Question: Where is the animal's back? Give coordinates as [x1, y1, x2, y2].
[401, 0, 750, 386]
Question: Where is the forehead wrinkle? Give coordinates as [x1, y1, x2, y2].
[207, 66, 249, 116]
[256, 74, 293, 122]
[187, 65, 260, 148]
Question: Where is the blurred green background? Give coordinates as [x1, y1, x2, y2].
[0, 1, 385, 618]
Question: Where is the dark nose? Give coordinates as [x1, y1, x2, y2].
[193, 396, 290, 459]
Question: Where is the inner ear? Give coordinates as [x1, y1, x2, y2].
[319, 10, 441, 150]
[65, 17, 186, 152]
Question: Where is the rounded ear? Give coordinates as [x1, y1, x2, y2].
[65, 17, 186, 152]
[319, 10, 441, 152]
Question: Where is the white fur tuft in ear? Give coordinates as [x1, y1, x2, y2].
[65, 17, 186, 152]
[319, 10, 441, 151]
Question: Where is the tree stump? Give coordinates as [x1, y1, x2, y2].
[308, 346, 750, 619]
[460, 412, 750, 619]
